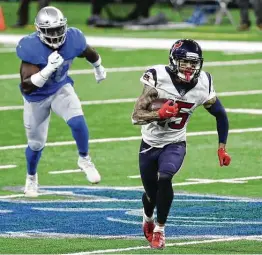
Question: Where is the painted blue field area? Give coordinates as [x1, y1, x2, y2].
[0, 187, 262, 238]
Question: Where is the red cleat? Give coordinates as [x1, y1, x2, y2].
[150, 231, 165, 249]
[143, 221, 155, 242]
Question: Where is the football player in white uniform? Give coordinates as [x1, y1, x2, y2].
[132, 39, 231, 249]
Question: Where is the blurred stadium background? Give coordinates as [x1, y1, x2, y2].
[0, 0, 262, 254]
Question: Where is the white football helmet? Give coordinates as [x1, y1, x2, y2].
[35, 6, 67, 49]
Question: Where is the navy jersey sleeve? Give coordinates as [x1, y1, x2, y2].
[68, 27, 88, 57]
[16, 36, 44, 65]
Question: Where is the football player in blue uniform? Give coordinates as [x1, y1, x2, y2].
[16, 6, 107, 197]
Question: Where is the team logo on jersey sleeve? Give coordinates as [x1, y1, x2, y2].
[142, 70, 157, 87]
[143, 73, 151, 82]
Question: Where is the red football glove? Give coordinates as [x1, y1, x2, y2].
[217, 148, 231, 167]
[158, 100, 179, 119]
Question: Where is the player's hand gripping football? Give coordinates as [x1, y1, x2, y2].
[217, 148, 231, 167]
[47, 51, 64, 72]
[158, 100, 179, 119]
[94, 65, 107, 83]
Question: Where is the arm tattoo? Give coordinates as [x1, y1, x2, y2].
[203, 96, 217, 109]
[132, 85, 160, 125]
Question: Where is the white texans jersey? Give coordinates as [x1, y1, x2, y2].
[140, 65, 216, 148]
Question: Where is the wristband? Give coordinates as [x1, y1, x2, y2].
[31, 72, 48, 88]
[89, 55, 101, 68]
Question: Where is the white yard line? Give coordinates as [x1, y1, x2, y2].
[51, 169, 262, 187]
[128, 175, 261, 183]
[49, 169, 82, 174]
[1, 59, 262, 80]
[0, 210, 12, 213]
[1, 90, 262, 111]
[0, 48, 16, 53]
[127, 176, 262, 186]
[0, 106, 23, 111]
[107, 217, 262, 225]
[0, 235, 258, 255]
[2, 196, 235, 202]
[1, 187, 261, 202]
[217, 90, 262, 96]
[173, 176, 262, 186]
[226, 108, 262, 114]
[0, 98, 138, 111]
[67, 236, 258, 255]
[0, 165, 16, 169]
[2, 34, 262, 52]
[2, 175, 261, 198]
[0, 232, 142, 239]
[1, 127, 262, 151]
[0, 191, 75, 199]
[0, 194, 25, 199]
[223, 51, 260, 55]
[128, 175, 140, 178]
[32, 208, 134, 212]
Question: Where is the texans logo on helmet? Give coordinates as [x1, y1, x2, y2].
[173, 41, 183, 49]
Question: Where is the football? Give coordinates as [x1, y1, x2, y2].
[148, 98, 169, 111]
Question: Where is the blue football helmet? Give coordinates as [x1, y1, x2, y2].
[169, 39, 203, 83]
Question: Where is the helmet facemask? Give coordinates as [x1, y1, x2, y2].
[170, 53, 203, 83]
[36, 23, 67, 49]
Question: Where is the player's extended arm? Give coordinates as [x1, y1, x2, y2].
[204, 97, 231, 166]
[78, 46, 106, 83]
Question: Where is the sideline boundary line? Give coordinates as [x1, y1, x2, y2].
[1, 127, 262, 151]
[1, 59, 262, 80]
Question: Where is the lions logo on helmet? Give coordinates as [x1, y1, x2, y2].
[35, 6, 67, 49]
[169, 39, 203, 83]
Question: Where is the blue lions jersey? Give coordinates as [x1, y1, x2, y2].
[16, 27, 87, 102]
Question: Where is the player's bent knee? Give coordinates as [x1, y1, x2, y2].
[158, 172, 173, 181]
[159, 162, 181, 179]
[28, 140, 45, 151]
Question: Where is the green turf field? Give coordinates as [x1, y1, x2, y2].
[0, 2, 262, 254]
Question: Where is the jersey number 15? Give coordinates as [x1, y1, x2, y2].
[158, 101, 195, 129]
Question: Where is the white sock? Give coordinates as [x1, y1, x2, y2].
[27, 174, 36, 179]
[154, 224, 165, 233]
[143, 209, 154, 222]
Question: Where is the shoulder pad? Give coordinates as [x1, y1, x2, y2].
[201, 71, 216, 103]
[140, 68, 157, 87]
[205, 71, 212, 90]
[67, 27, 87, 56]
[16, 33, 46, 65]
